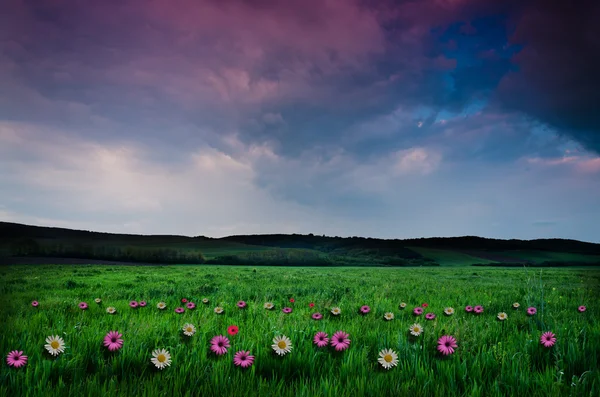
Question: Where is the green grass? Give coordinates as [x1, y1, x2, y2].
[1, 265, 599, 396]
[407, 247, 498, 266]
[486, 250, 600, 264]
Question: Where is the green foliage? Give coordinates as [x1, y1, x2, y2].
[0, 265, 598, 396]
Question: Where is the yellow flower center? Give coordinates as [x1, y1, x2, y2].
[384, 354, 393, 363]
[187, 327, 193, 332]
[277, 341, 287, 349]
[157, 354, 166, 363]
[51, 341, 60, 349]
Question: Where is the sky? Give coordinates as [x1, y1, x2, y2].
[1, 0, 599, 242]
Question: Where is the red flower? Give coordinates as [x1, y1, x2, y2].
[422, 303, 428, 308]
[181, 298, 188, 303]
[309, 303, 315, 308]
[289, 298, 295, 303]
[227, 325, 239, 336]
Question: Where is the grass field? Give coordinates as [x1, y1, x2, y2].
[406, 247, 499, 266]
[1, 265, 599, 396]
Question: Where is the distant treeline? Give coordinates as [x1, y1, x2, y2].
[471, 262, 600, 267]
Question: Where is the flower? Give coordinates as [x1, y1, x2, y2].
[312, 312, 323, 320]
[175, 307, 185, 314]
[214, 306, 224, 314]
[330, 331, 351, 351]
[360, 305, 370, 314]
[31, 300, 39, 307]
[157, 302, 166, 310]
[437, 335, 458, 356]
[139, 301, 147, 307]
[289, 298, 295, 303]
[413, 307, 423, 316]
[282, 307, 293, 314]
[513, 302, 520, 309]
[527, 307, 537, 316]
[233, 351, 255, 368]
[181, 298, 187, 303]
[94, 298, 101, 304]
[44, 335, 66, 356]
[103, 331, 123, 351]
[272, 335, 292, 356]
[151, 349, 171, 370]
[313, 332, 329, 348]
[422, 303, 428, 308]
[384, 312, 394, 321]
[6, 351, 27, 368]
[399, 302, 407, 309]
[497, 312, 508, 321]
[210, 335, 230, 355]
[578, 305, 586, 313]
[227, 325, 239, 336]
[202, 298, 209, 304]
[237, 301, 247, 309]
[186, 302, 196, 310]
[309, 302, 315, 308]
[182, 324, 196, 337]
[540, 331, 556, 348]
[473, 305, 484, 314]
[425, 313, 436, 320]
[264, 302, 274, 310]
[106, 306, 116, 314]
[331, 307, 341, 316]
[79, 302, 88, 310]
[129, 301, 138, 308]
[409, 323, 423, 336]
[444, 307, 454, 316]
[465, 305, 473, 312]
[378, 349, 398, 370]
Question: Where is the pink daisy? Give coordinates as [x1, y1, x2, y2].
[139, 301, 147, 307]
[31, 301, 39, 307]
[437, 335, 458, 356]
[186, 302, 196, 310]
[312, 312, 323, 320]
[540, 332, 556, 348]
[79, 302, 88, 310]
[527, 307, 537, 316]
[6, 350, 27, 368]
[360, 305, 370, 314]
[578, 305, 586, 313]
[175, 307, 185, 314]
[473, 305, 484, 314]
[425, 313, 436, 320]
[413, 307, 423, 315]
[210, 335, 230, 356]
[233, 350, 254, 368]
[282, 307, 293, 314]
[314, 332, 329, 348]
[129, 301, 138, 308]
[103, 331, 124, 351]
[237, 301, 247, 309]
[422, 303, 429, 308]
[465, 305, 473, 312]
[330, 331, 351, 351]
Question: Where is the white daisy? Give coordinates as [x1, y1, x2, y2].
[409, 323, 423, 336]
[182, 323, 196, 336]
[202, 298, 209, 304]
[444, 307, 455, 316]
[264, 302, 274, 310]
[157, 302, 166, 310]
[513, 302, 520, 309]
[151, 349, 172, 370]
[44, 335, 66, 356]
[399, 302, 407, 309]
[272, 335, 293, 356]
[384, 312, 394, 321]
[497, 312, 508, 321]
[106, 306, 116, 314]
[377, 348, 398, 370]
[331, 307, 341, 316]
[214, 306, 224, 314]
[94, 298, 102, 304]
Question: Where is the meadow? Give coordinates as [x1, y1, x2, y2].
[1, 265, 599, 397]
